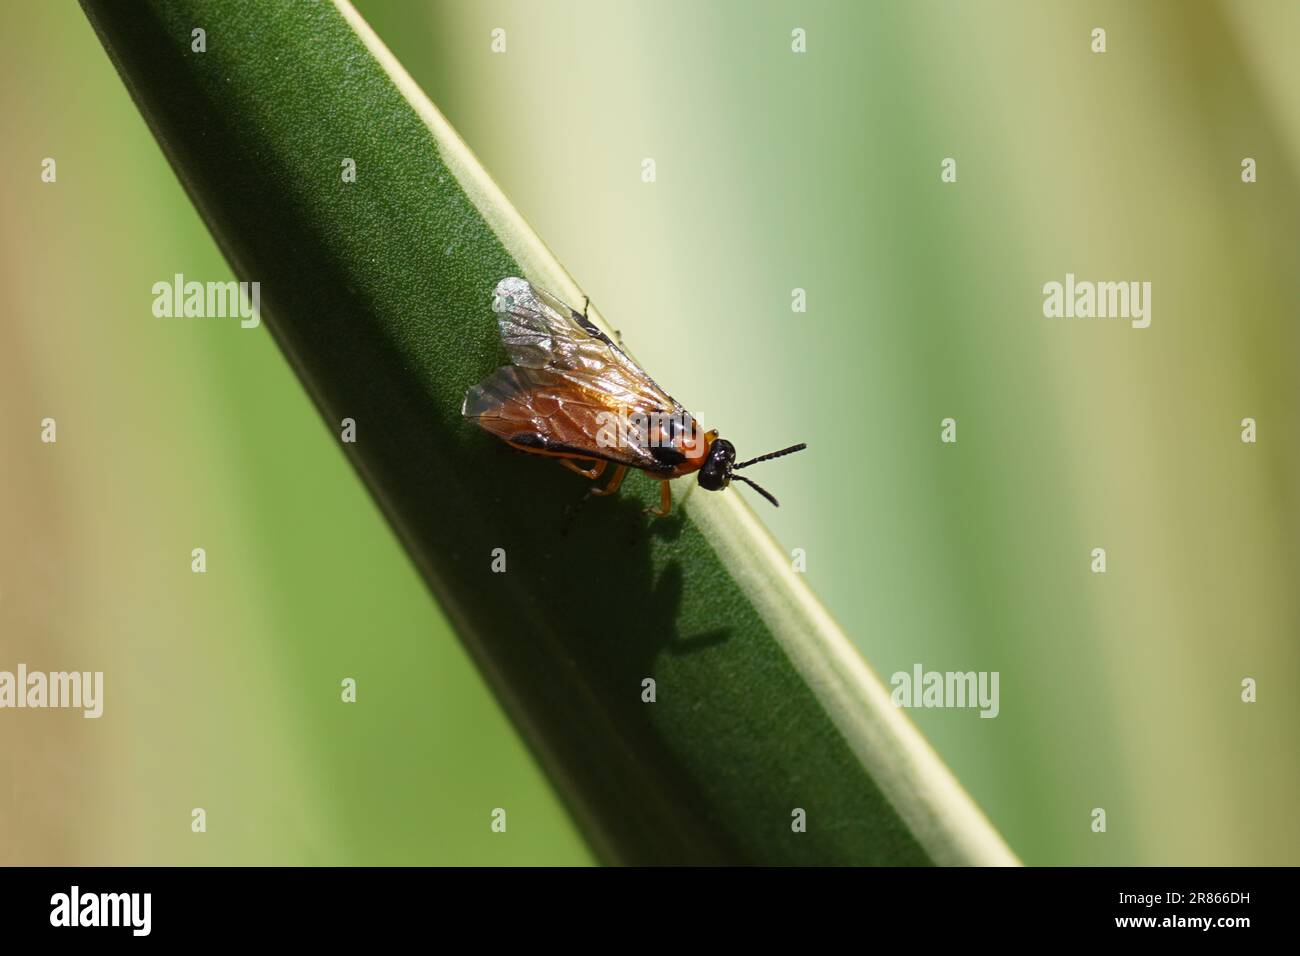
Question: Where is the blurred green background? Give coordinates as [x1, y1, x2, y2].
[2, 0, 1296, 865]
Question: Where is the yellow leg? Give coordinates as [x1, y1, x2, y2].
[590, 464, 628, 496]
[645, 480, 672, 517]
[560, 458, 606, 480]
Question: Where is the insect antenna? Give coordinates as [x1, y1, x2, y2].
[734, 442, 807, 470]
[731, 474, 781, 508]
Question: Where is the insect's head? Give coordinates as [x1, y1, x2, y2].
[696, 438, 807, 507]
[697, 436, 735, 491]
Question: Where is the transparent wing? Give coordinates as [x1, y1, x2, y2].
[490, 276, 679, 415]
[463, 365, 662, 470]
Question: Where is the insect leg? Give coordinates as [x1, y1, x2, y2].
[560, 458, 607, 480]
[590, 464, 628, 497]
[645, 480, 672, 517]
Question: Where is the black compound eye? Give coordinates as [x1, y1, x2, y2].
[697, 439, 735, 491]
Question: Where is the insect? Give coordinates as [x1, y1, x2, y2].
[462, 277, 806, 517]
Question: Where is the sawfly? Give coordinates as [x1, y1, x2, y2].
[463, 278, 805, 517]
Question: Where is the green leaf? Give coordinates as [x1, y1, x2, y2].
[80, 0, 1017, 865]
